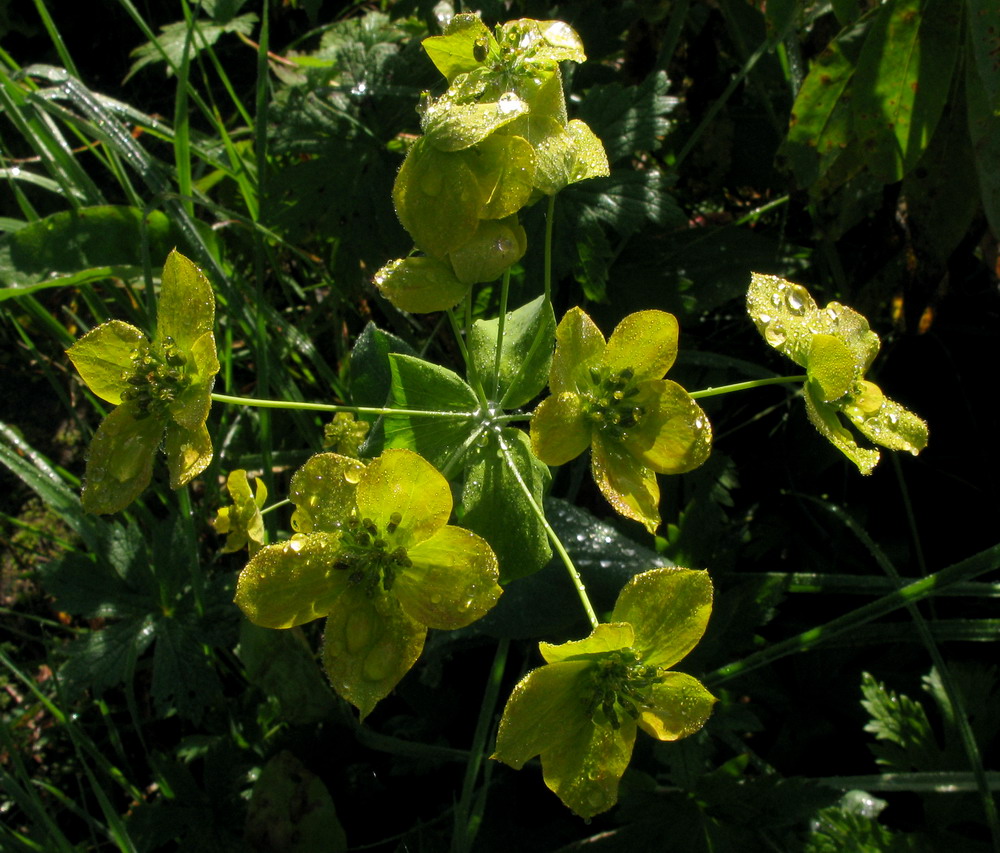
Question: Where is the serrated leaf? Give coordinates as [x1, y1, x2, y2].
[563, 170, 685, 234]
[151, 614, 223, 723]
[469, 295, 555, 409]
[460, 428, 551, 583]
[860, 672, 945, 771]
[577, 71, 679, 163]
[383, 354, 479, 471]
[126, 14, 258, 80]
[61, 616, 156, 697]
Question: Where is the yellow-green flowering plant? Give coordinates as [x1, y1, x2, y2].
[65, 249, 218, 514]
[234, 448, 502, 718]
[747, 273, 929, 474]
[493, 568, 716, 818]
[212, 469, 267, 557]
[530, 307, 712, 533]
[375, 13, 609, 313]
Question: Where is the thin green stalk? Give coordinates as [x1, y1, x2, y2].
[706, 541, 1000, 687]
[689, 375, 806, 399]
[446, 305, 488, 404]
[544, 194, 555, 303]
[211, 391, 479, 419]
[452, 638, 509, 853]
[496, 432, 599, 629]
[31, 0, 79, 76]
[175, 487, 205, 617]
[492, 268, 511, 401]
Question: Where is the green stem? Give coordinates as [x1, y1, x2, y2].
[543, 194, 555, 304]
[492, 268, 511, 401]
[495, 432, 599, 629]
[452, 638, 509, 853]
[447, 305, 488, 405]
[210, 392, 477, 419]
[689, 375, 806, 400]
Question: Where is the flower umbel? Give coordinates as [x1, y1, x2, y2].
[747, 273, 928, 474]
[493, 568, 716, 818]
[234, 448, 502, 719]
[65, 250, 219, 514]
[213, 469, 267, 556]
[530, 308, 712, 533]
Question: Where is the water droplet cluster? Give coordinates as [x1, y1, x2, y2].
[333, 511, 412, 597]
[119, 336, 190, 419]
[583, 649, 664, 730]
[582, 366, 645, 439]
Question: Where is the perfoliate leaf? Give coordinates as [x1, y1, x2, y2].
[81, 403, 164, 514]
[469, 294, 555, 409]
[539, 622, 634, 664]
[422, 92, 528, 152]
[157, 250, 216, 354]
[448, 216, 527, 285]
[374, 255, 469, 313]
[613, 569, 713, 670]
[393, 138, 483, 257]
[421, 13, 492, 83]
[464, 134, 536, 220]
[66, 321, 145, 405]
[322, 584, 426, 720]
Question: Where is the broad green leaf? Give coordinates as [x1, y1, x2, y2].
[81, 403, 164, 514]
[374, 255, 469, 313]
[967, 0, 1000, 113]
[967, 52, 1000, 237]
[349, 322, 418, 410]
[384, 353, 479, 471]
[245, 751, 346, 853]
[238, 623, 338, 725]
[779, 13, 871, 189]
[565, 120, 611, 184]
[421, 13, 491, 83]
[393, 138, 483, 257]
[613, 568, 713, 670]
[461, 428, 552, 583]
[235, 533, 347, 629]
[0, 206, 192, 302]
[851, 0, 958, 183]
[156, 250, 216, 353]
[422, 93, 528, 152]
[469, 294, 555, 409]
[167, 332, 219, 430]
[322, 583, 425, 720]
[448, 216, 527, 285]
[151, 614, 224, 723]
[60, 616, 156, 698]
[539, 623, 634, 664]
[65, 320, 144, 405]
